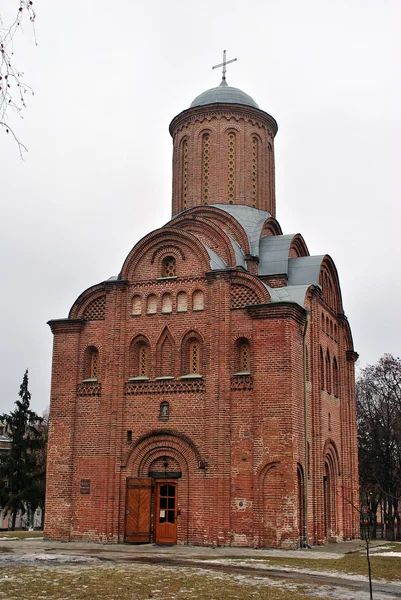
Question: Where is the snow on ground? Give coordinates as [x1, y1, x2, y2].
[0, 554, 400, 600]
[0, 552, 100, 564]
[200, 558, 370, 582]
[371, 552, 401, 557]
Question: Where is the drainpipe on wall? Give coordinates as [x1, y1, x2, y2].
[303, 309, 311, 549]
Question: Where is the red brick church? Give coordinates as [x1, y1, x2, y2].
[45, 63, 359, 548]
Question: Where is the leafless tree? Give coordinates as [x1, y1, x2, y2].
[357, 354, 401, 540]
[0, 0, 36, 155]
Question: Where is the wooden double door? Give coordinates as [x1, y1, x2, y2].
[125, 478, 178, 544]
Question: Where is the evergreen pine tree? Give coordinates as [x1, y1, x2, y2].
[0, 370, 45, 530]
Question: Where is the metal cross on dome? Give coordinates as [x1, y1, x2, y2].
[212, 50, 237, 85]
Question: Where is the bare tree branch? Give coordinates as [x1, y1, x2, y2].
[0, 1, 36, 155]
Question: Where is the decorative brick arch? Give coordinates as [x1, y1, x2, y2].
[156, 326, 176, 377]
[230, 272, 270, 309]
[319, 256, 343, 314]
[323, 439, 341, 540]
[256, 461, 284, 548]
[123, 429, 203, 472]
[151, 245, 186, 265]
[121, 430, 205, 545]
[172, 216, 236, 266]
[120, 227, 211, 281]
[260, 217, 283, 237]
[69, 284, 106, 319]
[289, 234, 309, 258]
[168, 206, 251, 255]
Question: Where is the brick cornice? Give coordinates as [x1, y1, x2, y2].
[170, 104, 278, 138]
[247, 302, 306, 324]
[205, 269, 232, 283]
[346, 350, 359, 363]
[104, 279, 130, 291]
[47, 319, 84, 335]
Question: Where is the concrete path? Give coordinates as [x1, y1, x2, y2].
[0, 536, 390, 560]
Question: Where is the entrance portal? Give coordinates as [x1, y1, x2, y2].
[154, 481, 178, 544]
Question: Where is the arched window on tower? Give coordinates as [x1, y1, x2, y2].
[227, 132, 236, 204]
[251, 136, 258, 207]
[202, 132, 210, 204]
[84, 346, 99, 380]
[181, 138, 188, 211]
[268, 142, 274, 208]
[161, 256, 176, 278]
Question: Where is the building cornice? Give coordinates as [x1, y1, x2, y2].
[47, 319, 85, 335]
[247, 302, 306, 324]
[169, 103, 278, 138]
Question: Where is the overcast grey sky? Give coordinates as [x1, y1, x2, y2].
[1, 0, 400, 416]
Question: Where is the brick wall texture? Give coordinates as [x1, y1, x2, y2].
[45, 90, 359, 548]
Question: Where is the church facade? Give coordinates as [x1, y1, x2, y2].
[45, 75, 359, 548]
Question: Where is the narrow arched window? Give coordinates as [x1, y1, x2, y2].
[138, 344, 148, 377]
[182, 138, 188, 210]
[129, 338, 150, 378]
[162, 256, 176, 278]
[227, 132, 236, 204]
[147, 294, 157, 314]
[305, 345, 310, 381]
[84, 346, 99, 380]
[251, 136, 258, 207]
[131, 295, 141, 316]
[320, 347, 325, 391]
[90, 349, 98, 379]
[241, 342, 250, 372]
[321, 313, 325, 331]
[189, 341, 200, 374]
[326, 351, 332, 394]
[333, 357, 339, 397]
[202, 132, 210, 204]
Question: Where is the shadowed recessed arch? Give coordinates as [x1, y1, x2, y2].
[120, 227, 211, 281]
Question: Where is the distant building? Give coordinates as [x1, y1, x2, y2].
[0, 421, 11, 461]
[45, 71, 359, 548]
[0, 422, 43, 530]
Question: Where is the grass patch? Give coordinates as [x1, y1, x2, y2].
[210, 552, 401, 582]
[0, 563, 324, 600]
[0, 531, 43, 539]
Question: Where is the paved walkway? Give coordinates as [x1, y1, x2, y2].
[0, 536, 389, 561]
